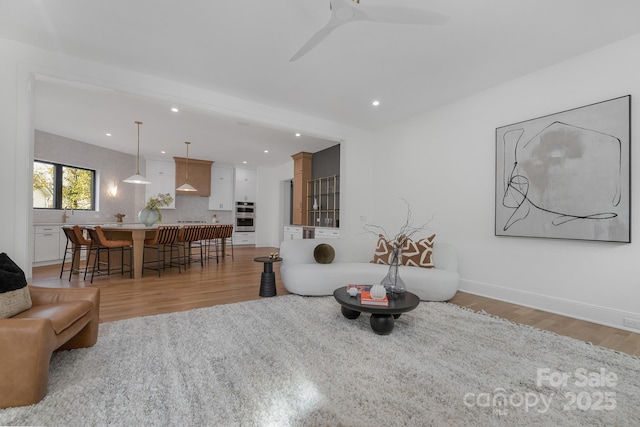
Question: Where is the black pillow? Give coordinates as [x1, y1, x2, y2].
[0, 252, 27, 293]
[0, 252, 32, 318]
[314, 243, 335, 264]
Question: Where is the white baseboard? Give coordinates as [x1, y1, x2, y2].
[459, 279, 640, 334]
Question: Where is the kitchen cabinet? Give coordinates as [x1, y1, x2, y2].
[146, 160, 176, 208]
[234, 231, 256, 245]
[34, 225, 60, 262]
[283, 226, 303, 240]
[209, 165, 234, 210]
[235, 167, 257, 202]
[315, 228, 340, 239]
[307, 175, 339, 228]
[174, 157, 213, 197]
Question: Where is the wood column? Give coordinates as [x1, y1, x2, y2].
[291, 152, 312, 225]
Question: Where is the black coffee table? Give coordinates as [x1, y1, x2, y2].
[333, 286, 420, 335]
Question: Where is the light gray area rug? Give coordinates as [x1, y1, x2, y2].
[2, 295, 640, 426]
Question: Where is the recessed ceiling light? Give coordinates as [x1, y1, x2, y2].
[243, 161, 247, 164]
[295, 133, 301, 137]
[372, 100, 380, 107]
[161, 150, 166, 154]
[171, 107, 179, 113]
[264, 150, 269, 153]
[105, 133, 112, 136]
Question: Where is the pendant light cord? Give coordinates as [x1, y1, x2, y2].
[135, 121, 143, 174]
[185, 141, 190, 182]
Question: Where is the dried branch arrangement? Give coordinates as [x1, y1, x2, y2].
[362, 199, 432, 249]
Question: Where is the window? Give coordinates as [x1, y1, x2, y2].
[33, 161, 96, 210]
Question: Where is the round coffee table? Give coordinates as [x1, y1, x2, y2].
[333, 286, 420, 335]
[254, 257, 282, 297]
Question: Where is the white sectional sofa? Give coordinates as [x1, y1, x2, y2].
[279, 238, 459, 301]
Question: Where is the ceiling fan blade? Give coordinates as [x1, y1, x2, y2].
[361, 6, 449, 26]
[290, 19, 342, 62]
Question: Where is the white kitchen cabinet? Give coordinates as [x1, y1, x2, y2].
[146, 160, 176, 208]
[315, 228, 340, 239]
[34, 225, 60, 262]
[284, 226, 303, 240]
[234, 231, 256, 245]
[209, 165, 234, 211]
[234, 167, 256, 202]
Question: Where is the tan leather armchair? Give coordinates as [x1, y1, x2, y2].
[0, 285, 100, 408]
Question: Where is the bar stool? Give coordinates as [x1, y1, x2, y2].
[199, 224, 220, 263]
[178, 225, 204, 268]
[84, 226, 133, 283]
[218, 224, 235, 261]
[60, 225, 91, 281]
[142, 226, 182, 276]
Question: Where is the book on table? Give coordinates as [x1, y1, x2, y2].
[360, 290, 389, 307]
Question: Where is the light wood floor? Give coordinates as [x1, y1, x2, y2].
[32, 246, 640, 357]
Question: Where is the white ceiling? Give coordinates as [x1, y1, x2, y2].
[33, 78, 339, 167]
[3, 0, 640, 166]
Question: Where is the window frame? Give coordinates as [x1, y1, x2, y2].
[33, 160, 96, 211]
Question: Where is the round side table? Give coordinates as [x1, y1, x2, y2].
[254, 257, 282, 297]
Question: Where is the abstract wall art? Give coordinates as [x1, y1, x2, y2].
[495, 95, 630, 243]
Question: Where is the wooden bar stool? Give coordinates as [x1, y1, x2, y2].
[178, 225, 204, 268]
[207, 224, 224, 264]
[142, 226, 182, 276]
[218, 224, 235, 261]
[60, 225, 91, 281]
[196, 224, 214, 263]
[84, 226, 133, 283]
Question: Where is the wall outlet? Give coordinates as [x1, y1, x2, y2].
[623, 317, 640, 330]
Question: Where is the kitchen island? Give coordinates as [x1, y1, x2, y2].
[101, 224, 231, 279]
[99, 224, 157, 279]
[35, 223, 230, 279]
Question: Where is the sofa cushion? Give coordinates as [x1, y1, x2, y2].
[314, 243, 335, 264]
[12, 300, 94, 334]
[402, 235, 436, 268]
[0, 252, 32, 318]
[371, 236, 394, 264]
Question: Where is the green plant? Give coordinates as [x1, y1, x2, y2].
[144, 193, 174, 222]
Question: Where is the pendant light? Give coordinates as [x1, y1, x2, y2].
[123, 121, 151, 184]
[176, 141, 197, 192]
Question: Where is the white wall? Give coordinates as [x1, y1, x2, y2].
[370, 33, 640, 331]
[256, 161, 293, 247]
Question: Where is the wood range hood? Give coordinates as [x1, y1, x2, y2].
[173, 156, 213, 197]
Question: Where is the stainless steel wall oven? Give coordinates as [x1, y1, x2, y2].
[235, 202, 255, 231]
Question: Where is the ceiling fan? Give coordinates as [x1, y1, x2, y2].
[290, 0, 449, 61]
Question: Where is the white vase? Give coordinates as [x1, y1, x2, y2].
[138, 207, 160, 227]
[313, 198, 318, 210]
